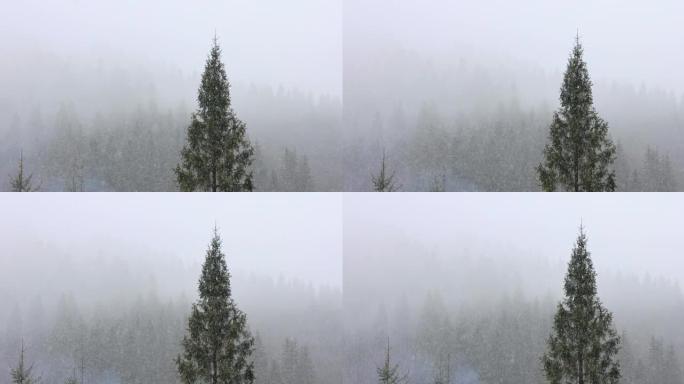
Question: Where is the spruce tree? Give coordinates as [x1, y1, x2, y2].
[377, 338, 406, 384]
[542, 226, 620, 384]
[372, 150, 398, 192]
[11, 340, 40, 384]
[176, 227, 255, 384]
[537, 36, 616, 191]
[10, 151, 38, 192]
[175, 37, 254, 192]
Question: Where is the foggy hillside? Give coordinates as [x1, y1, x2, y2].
[344, 0, 684, 191]
[0, 0, 342, 191]
[343, 194, 684, 384]
[0, 195, 342, 384]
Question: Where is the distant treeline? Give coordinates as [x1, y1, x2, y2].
[0, 86, 341, 192]
[344, 42, 684, 191]
[0, 277, 342, 384]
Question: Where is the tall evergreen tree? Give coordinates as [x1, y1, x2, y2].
[176, 227, 255, 384]
[175, 37, 254, 192]
[11, 340, 40, 384]
[542, 226, 620, 384]
[537, 36, 616, 191]
[372, 149, 398, 192]
[10, 151, 38, 192]
[377, 338, 406, 384]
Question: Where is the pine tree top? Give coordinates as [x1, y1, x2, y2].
[198, 37, 231, 117]
[10, 151, 38, 192]
[11, 340, 40, 384]
[559, 35, 594, 116]
[377, 338, 407, 384]
[563, 225, 598, 301]
[198, 226, 232, 301]
[372, 149, 398, 192]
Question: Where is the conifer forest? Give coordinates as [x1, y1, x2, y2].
[3, 0, 684, 191]
[2, 0, 684, 384]
[2, 194, 684, 384]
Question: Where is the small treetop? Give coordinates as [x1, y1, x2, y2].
[11, 339, 40, 384]
[377, 338, 407, 384]
[10, 151, 38, 192]
[198, 226, 232, 301]
[559, 33, 594, 114]
[372, 149, 399, 192]
[563, 224, 598, 301]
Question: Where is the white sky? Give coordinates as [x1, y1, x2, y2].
[345, 0, 684, 96]
[1, 0, 341, 98]
[344, 193, 684, 286]
[0, 193, 342, 288]
[1, 192, 683, 292]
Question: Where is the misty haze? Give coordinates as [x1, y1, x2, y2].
[343, 194, 684, 384]
[344, 0, 684, 191]
[1, 0, 341, 192]
[0, 194, 342, 384]
[6, 1, 684, 191]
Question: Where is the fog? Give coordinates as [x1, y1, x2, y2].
[346, 0, 684, 94]
[344, 193, 684, 284]
[2, 193, 683, 383]
[2, 0, 341, 98]
[5, 0, 684, 191]
[343, 194, 684, 384]
[0, 194, 342, 384]
[1, 0, 342, 191]
[344, 0, 684, 191]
